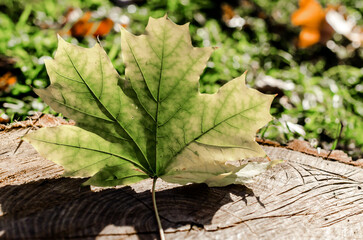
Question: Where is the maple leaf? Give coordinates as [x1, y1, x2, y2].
[24, 16, 276, 188]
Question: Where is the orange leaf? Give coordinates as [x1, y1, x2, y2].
[69, 12, 94, 37]
[68, 11, 114, 38]
[291, 0, 325, 29]
[0, 71, 17, 92]
[92, 18, 114, 37]
[298, 27, 320, 48]
[291, 0, 329, 47]
[221, 3, 235, 23]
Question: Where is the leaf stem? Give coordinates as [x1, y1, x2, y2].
[152, 177, 165, 240]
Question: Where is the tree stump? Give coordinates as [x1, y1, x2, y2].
[1, 120, 363, 239]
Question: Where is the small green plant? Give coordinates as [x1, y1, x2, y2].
[24, 16, 278, 238]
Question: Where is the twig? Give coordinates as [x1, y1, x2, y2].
[14, 113, 44, 154]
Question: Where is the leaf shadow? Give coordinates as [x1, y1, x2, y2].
[0, 177, 258, 239]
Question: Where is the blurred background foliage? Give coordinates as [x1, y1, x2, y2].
[0, 0, 362, 159]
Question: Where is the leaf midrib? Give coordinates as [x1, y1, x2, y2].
[155, 19, 167, 174]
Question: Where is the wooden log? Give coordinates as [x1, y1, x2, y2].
[1, 124, 362, 239]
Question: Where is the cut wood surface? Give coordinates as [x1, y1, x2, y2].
[1, 124, 363, 239]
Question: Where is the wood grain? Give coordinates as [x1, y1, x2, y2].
[1, 127, 362, 239]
